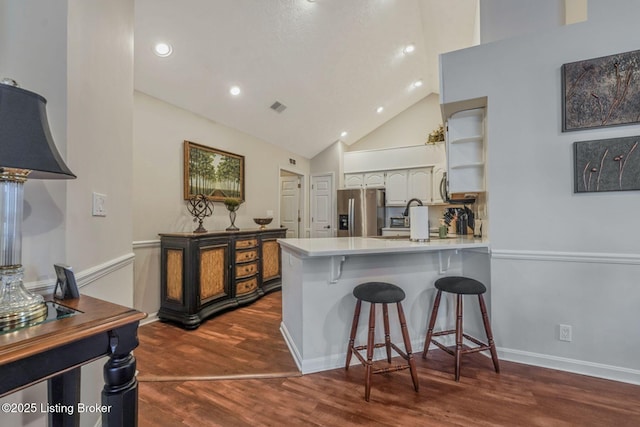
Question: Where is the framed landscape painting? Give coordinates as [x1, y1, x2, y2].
[183, 141, 245, 202]
[562, 49, 640, 131]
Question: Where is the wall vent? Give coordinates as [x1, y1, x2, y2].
[270, 101, 287, 113]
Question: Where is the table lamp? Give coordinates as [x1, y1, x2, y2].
[0, 78, 76, 329]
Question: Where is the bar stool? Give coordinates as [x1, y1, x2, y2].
[422, 276, 499, 381]
[345, 282, 419, 401]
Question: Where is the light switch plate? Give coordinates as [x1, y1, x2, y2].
[92, 192, 107, 217]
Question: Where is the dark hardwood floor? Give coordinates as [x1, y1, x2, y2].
[137, 291, 640, 426]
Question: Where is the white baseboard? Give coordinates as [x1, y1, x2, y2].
[498, 347, 640, 385]
[279, 322, 303, 372]
[280, 322, 640, 385]
[140, 311, 159, 326]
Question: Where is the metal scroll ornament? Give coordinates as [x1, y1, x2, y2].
[187, 194, 213, 233]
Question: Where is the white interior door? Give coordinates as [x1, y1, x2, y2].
[280, 174, 300, 238]
[311, 174, 333, 238]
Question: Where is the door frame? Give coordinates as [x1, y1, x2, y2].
[278, 166, 307, 238]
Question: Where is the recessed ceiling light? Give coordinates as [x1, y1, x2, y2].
[376, 106, 384, 114]
[412, 79, 423, 88]
[153, 42, 172, 57]
[403, 44, 416, 54]
[230, 86, 241, 96]
[340, 131, 348, 138]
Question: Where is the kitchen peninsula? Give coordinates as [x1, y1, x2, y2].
[278, 236, 491, 374]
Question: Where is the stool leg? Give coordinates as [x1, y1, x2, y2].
[454, 294, 463, 381]
[397, 302, 419, 392]
[365, 303, 376, 401]
[478, 294, 500, 374]
[382, 303, 392, 363]
[345, 299, 362, 370]
[422, 290, 443, 359]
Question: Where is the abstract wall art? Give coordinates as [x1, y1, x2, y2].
[562, 49, 640, 131]
[574, 135, 640, 193]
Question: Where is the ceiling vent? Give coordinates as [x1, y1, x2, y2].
[270, 101, 287, 113]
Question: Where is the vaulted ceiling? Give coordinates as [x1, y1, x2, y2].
[134, 0, 478, 158]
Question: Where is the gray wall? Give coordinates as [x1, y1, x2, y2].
[0, 1, 135, 426]
[442, 0, 640, 383]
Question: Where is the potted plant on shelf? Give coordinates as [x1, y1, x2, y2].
[223, 198, 242, 231]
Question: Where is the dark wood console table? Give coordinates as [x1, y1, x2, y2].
[158, 228, 286, 329]
[0, 295, 146, 427]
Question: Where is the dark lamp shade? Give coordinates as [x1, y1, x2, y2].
[0, 83, 76, 179]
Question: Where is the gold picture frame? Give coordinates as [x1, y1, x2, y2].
[183, 140, 245, 202]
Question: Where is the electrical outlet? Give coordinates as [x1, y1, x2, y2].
[559, 324, 572, 342]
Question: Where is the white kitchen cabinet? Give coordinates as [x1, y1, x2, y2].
[363, 172, 385, 187]
[344, 172, 385, 188]
[408, 168, 432, 204]
[385, 168, 432, 206]
[446, 108, 485, 193]
[385, 170, 408, 205]
[344, 173, 364, 188]
[431, 166, 446, 204]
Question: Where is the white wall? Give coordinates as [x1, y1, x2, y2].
[441, 0, 640, 383]
[310, 140, 345, 187]
[66, 0, 135, 304]
[132, 91, 310, 317]
[348, 93, 442, 151]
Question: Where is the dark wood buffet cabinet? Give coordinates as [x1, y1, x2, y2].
[158, 228, 286, 329]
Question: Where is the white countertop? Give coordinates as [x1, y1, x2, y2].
[277, 236, 489, 257]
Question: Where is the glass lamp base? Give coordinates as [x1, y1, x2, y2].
[0, 267, 47, 329]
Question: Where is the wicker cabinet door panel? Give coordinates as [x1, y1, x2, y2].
[262, 240, 281, 281]
[165, 249, 184, 303]
[199, 245, 227, 303]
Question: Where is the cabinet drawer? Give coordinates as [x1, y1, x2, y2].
[236, 261, 258, 279]
[236, 249, 258, 263]
[236, 238, 258, 249]
[236, 277, 258, 295]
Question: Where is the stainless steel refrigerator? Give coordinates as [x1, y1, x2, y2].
[337, 188, 385, 237]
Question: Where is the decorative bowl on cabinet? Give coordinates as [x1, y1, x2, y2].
[253, 217, 273, 230]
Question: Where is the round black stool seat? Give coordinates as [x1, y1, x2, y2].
[435, 276, 486, 295]
[353, 282, 405, 304]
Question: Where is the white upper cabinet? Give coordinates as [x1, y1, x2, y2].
[342, 145, 441, 205]
[344, 173, 364, 188]
[363, 172, 385, 187]
[408, 168, 432, 204]
[385, 170, 408, 205]
[446, 108, 485, 193]
[385, 168, 432, 206]
[344, 172, 385, 188]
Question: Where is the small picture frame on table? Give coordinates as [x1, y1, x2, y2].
[54, 263, 80, 300]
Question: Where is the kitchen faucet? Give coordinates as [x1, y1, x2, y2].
[402, 198, 423, 217]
